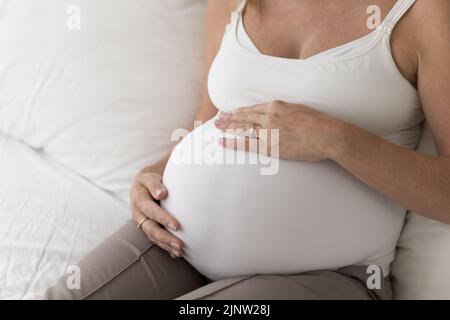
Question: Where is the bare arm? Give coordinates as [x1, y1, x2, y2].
[331, 0, 450, 223]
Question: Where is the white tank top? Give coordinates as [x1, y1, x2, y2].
[162, 0, 423, 280]
[209, 0, 423, 145]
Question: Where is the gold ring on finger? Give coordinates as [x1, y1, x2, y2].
[137, 217, 150, 229]
[248, 122, 261, 139]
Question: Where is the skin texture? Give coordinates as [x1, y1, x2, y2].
[130, 0, 450, 258]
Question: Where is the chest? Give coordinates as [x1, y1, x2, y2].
[243, 0, 417, 85]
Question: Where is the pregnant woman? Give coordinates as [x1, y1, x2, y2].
[45, 0, 450, 299]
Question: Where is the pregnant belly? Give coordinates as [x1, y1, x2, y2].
[161, 119, 405, 280]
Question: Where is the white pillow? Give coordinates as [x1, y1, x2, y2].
[0, 0, 206, 201]
[0, 0, 206, 299]
[391, 123, 450, 299]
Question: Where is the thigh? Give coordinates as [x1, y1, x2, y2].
[44, 220, 208, 300]
[177, 266, 392, 300]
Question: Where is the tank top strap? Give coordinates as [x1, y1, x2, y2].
[230, 0, 248, 25]
[378, 0, 416, 35]
[233, 0, 248, 15]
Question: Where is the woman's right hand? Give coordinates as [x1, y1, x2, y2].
[130, 167, 183, 259]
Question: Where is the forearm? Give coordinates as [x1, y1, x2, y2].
[330, 123, 450, 224]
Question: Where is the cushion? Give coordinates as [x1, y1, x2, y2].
[391, 123, 450, 299]
[0, 0, 206, 202]
[0, 0, 206, 299]
[0, 133, 128, 299]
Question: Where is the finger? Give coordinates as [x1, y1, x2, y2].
[229, 112, 266, 125]
[155, 240, 183, 259]
[131, 184, 153, 211]
[220, 121, 253, 135]
[231, 103, 268, 114]
[135, 210, 152, 229]
[138, 196, 180, 232]
[157, 242, 184, 259]
[214, 112, 266, 129]
[141, 218, 184, 252]
[219, 137, 271, 156]
[222, 122, 265, 141]
[219, 137, 252, 152]
[138, 172, 167, 200]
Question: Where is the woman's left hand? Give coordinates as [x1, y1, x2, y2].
[214, 100, 349, 162]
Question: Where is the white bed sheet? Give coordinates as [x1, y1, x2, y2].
[0, 133, 129, 299]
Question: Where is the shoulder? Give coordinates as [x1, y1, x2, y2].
[205, 0, 238, 24]
[391, 0, 449, 82]
[411, 0, 450, 52]
[412, 0, 450, 83]
[410, 0, 450, 154]
[204, 1, 238, 40]
[412, 0, 450, 21]
[203, 0, 239, 58]
[200, 0, 238, 85]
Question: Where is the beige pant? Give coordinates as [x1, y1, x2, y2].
[44, 221, 392, 300]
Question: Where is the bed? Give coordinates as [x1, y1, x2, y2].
[0, 0, 449, 299]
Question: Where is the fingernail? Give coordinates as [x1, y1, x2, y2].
[170, 242, 180, 250]
[171, 249, 181, 257]
[220, 112, 231, 120]
[215, 112, 228, 123]
[218, 138, 226, 146]
[168, 223, 177, 232]
[155, 189, 164, 198]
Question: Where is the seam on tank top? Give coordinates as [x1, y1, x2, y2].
[229, 0, 416, 67]
[80, 242, 155, 300]
[230, 3, 384, 65]
[192, 275, 256, 300]
[236, 13, 381, 62]
[229, 20, 386, 67]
